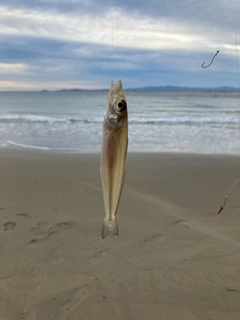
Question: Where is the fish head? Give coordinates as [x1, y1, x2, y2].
[106, 80, 127, 128]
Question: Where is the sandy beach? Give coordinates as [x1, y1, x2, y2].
[0, 149, 240, 320]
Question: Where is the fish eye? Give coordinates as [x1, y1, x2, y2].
[118, 100, 126, 111]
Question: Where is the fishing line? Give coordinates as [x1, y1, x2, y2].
[235, 30, 240, 108]
[216, 3, 240, 214]
[110, 0, 114, 77]
[201, 1, 231, 69]
[216, 17, 226, 51]
[218, 28, 240, 215]
[218, 179, 240, 214]
[201, 25, 223, 68]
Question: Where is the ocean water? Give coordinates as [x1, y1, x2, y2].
[0, 90, 239, 154]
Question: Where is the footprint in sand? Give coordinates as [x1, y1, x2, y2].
[144, 234, 165, 245]
[28, 231, 56, 245]
[29, 221, 54, 245]
[172, 219, 188, 226]
[56, 221, 77, 230]
[2, 221, 16, 232]
[16, 213, 31, 219]
[31, 221, 50, 234]
[28, 221, 77, 245]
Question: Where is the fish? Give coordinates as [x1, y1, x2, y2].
[100, 80, 128, 239]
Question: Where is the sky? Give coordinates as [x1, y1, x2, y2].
[0, 0, 240, 90]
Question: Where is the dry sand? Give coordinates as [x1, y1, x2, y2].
[0, 149, 240, 320]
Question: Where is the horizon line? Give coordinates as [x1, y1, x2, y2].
[0, 85, 239, 93]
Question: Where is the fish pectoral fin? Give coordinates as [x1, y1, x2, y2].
[102, 219, 118, 239]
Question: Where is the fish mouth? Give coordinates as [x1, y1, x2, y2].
[114, 80, 122, 89]
[110, 80, 123, 93]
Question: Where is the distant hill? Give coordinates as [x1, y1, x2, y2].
[40, 86, 239, 92]
[126, 85, 238, 92]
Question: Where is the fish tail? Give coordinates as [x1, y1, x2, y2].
[101, 219, 118, 239]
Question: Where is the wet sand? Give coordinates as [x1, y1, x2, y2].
[0, 149, 240, 320]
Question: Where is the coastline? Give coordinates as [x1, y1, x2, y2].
[0, 149, 240, 319]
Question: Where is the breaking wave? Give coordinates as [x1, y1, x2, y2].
[0, 113, 239, 126]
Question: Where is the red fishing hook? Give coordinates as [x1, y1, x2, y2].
[218, 196, 228, 214]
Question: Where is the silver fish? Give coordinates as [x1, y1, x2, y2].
[100, 80, 128, 239]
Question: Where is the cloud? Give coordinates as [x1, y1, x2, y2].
[0, 80, 104, 90]
[1, 3, 238, 53]
[0, 0, 239, 90]
[0, 63, 29, 74]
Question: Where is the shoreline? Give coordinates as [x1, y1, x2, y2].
[1, 146, 240, 157]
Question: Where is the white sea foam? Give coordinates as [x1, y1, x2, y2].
[0, 114, 71, 124]
[6, 140, 84, 152]
[0, 113, 239, 126]
[129, 116, 239, 125]
[6, 140, 54, 150]
[0, 113, 104, 125]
